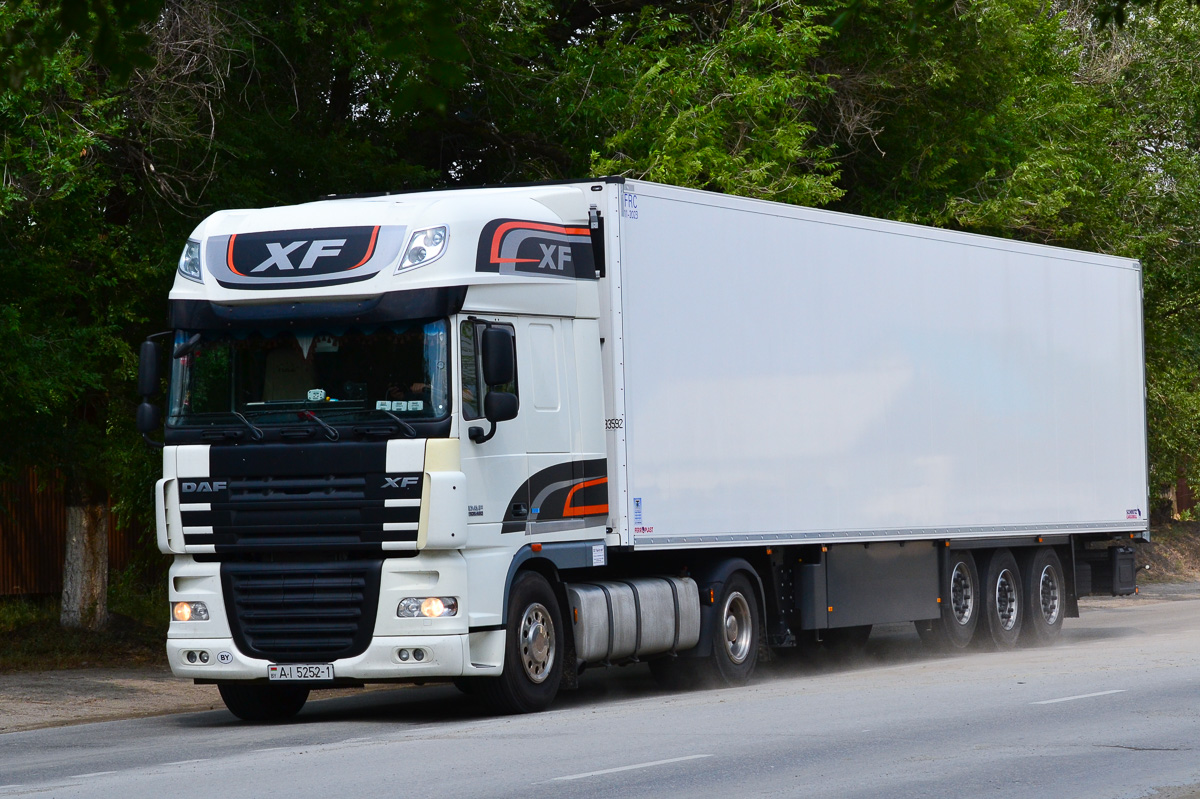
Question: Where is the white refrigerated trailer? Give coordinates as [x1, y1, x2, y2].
[138, 178, 1147, 719]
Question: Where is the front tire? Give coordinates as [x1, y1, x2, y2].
[1019, 547, 1065, 646]
[218, 683, 309, 722]
[479, 571, 563, 714]
[977, 548, 1023, 650]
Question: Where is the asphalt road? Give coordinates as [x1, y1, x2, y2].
[2, 592, 1198, 799]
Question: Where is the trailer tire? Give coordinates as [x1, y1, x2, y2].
[1019, 547, 1064, 646]
[916, 550, 979, 652]
[977, 548, 1023, 650]
[706, 572, 760, 686]
[217, 683, 309, 722]
[478, 570, 563, 714]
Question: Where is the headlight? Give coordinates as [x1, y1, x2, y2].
[396, 226, 448, 272]
[172, 601, 209, 621]
[177, 240, 203, 283]
[397, 596, 458, 618]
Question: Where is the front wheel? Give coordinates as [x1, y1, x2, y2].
[218, 683, 309, 722]
[478, 571, 563, 714]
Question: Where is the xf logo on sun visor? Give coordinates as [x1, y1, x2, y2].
[475, 219, 597, 280]
[207, 225, 407, 290]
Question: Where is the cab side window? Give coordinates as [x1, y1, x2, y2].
[460, 320, 517, 419]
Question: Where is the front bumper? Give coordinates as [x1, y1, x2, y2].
[168, 634, 473, 682]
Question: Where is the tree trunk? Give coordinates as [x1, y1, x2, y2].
[60, 502, 109, 630]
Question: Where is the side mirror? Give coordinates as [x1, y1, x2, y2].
[481, 326, 514, 386]
[484, 391, 518, 423]
[470, 391, 519, 445]
[137, 401, 162, 435]
[138, 340, 161, 397]
[137, 339, 165, 449]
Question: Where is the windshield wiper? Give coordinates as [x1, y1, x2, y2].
[301, 410, 340, 442]
[378, 409, 418, 439]
[232, 411, 265, 441]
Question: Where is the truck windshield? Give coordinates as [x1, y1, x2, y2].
[168, 319, 450, 426]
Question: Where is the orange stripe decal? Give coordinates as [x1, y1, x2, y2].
[227, 234, 244, 276]
[563, 477, 609, 517]
[490, 221, 591, 265]
[350, 226, 380, 269]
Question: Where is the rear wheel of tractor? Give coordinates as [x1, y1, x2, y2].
[976, 548, 1023, 650]
[916, 550, 979, 652]
[1019, 547, 1065, 646]
[218, 683, 309, 722]
[478, 571, 563, 714]
[707, 572, 760, 686]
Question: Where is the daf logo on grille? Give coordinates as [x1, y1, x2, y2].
[181, 481, 227, 493]
[382, 477, 420, 489]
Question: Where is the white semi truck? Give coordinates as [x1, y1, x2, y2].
[137, 178, 1148, 720]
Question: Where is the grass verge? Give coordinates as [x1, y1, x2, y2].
[0, 571, 167, 673]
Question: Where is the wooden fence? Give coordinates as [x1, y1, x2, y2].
[0, 470, 135, 596]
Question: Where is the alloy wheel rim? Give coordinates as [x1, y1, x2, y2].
[519, 602, 555, 683]
[950, 561, 975, 625]
[723, 591, 753, 664]
[1039, 565, 1061, 625]
[995, 569, 1018, 631]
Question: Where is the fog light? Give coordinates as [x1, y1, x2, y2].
[413, 649, 425, 662]
[186, 651, 197, 663]
[173, 601, 209, 622]
[398, 649, 410, 662]
[199, 651, 210, 664]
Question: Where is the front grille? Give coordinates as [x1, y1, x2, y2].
[181, 472, 421, 552]
[222, 560, 382, 662]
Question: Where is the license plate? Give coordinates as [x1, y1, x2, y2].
[268, 663, 334, 681]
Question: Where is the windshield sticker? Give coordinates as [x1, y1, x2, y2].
[205, 225, 407, 290]
[377, 400, 424, 412]
[476, 219, 597, 280]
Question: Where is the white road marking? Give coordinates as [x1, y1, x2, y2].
[550, 754, 712, 782]
[163, 759, 210, 766]
[70, 771, 118, 778]
[0, 786, 25, 790]
[1031, 690, 1127, 705]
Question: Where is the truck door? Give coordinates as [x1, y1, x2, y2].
[457, 317, 529, 534]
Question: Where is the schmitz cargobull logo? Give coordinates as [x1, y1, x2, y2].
[207, 224, 407, 289]
[476, 219, 596, 280]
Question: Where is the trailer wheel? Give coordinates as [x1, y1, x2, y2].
[977, 548, 1023, 650]
[916, 550, 979, 652]
[708, 572, 760, 686]
[1019, 547, 1064, 646]
[217, 683, 309, 722]
[479, 570, 563, 714]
